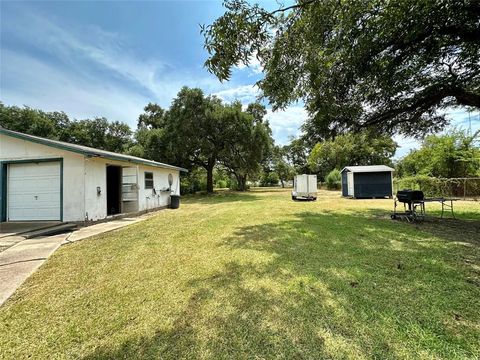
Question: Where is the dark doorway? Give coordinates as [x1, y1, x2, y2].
[106, 165, 122, 215]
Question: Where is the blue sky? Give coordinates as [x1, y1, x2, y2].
[1, 1, 478, 158]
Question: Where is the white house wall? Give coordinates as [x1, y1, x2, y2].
[82, 159, 180, 220]
[137, 166, 180, 212]
[1, 134, 182, 222]
[0, 134, 85, 222]
[84, 157, 108, 221]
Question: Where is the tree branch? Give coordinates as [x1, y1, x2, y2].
[269, 0, 319, 16]
[364, 89, 449, 126]
[454, 88, 480, 108]
[363, 86, 479, 129]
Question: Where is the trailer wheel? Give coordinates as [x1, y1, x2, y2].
[292, 196, 297, 201]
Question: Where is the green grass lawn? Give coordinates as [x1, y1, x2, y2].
[1, 189, 479, 359]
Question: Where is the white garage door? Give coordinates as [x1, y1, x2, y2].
[7, 162, 61, 221]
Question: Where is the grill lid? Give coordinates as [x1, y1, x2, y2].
[397, 189, 424, 202]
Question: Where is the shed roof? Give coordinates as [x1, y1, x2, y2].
[341, 165, 394, 173]
[0, 128, 188, 172]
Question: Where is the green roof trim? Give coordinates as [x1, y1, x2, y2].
[0, 128, 188, 172]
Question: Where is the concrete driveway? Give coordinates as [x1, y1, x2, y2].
[0, 222, 64, 253]
[0, 234, 68, 305]
[0, 221, 62, 238]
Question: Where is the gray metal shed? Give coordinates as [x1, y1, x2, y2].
[341, 165, 394, 198]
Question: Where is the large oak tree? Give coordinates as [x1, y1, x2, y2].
[203, 0, 480, 139]
[220, 102, 273, 190]
[161, 87, 227, 193]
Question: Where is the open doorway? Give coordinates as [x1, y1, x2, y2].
[106, 165, 122, 215]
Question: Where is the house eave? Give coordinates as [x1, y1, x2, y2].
[0, 128, 188, 172]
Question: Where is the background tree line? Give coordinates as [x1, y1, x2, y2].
[2, 98, 478, 196]
[0, 103, 133, 153]
[0, 88, 274, 194]
[396, 129, 480, 179]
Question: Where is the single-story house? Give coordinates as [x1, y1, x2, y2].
[341, 165, 394, 198]
[0, 128, 187, 222]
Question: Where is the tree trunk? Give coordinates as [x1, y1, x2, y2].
[236, 174, 243, 191]
[206, 162, 214, 193]
[280, 179, 285, 188]
[235, 174, 247, 191]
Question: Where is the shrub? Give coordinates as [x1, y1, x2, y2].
[180, 169, 206, 195]
[260, 172, 280, 187]
[325, 169, 342, 190]
[216, 180, 227, 189]
[395, 175, 480, 198]
[180, 177, 200, 195]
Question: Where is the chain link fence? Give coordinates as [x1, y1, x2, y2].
[394, 176, 480, 200]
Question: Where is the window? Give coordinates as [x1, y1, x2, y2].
[144, 172, 154, 189]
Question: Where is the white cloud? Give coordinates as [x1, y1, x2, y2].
[235, 52, 263, 75]
[213, 84, 261, 104]
[444, 108, 480, 133]
[1, 49, 148, 126]
[2, 9, 225, 108]
[265, 106, 308, 145]
[6, 11, 165, 97]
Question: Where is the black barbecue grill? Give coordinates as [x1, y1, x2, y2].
[391, 189, 426, 222]
[391, 189, 458, 222]
[396, 190, 424, 203]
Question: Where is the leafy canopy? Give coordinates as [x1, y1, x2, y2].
[396, 129, 480, 178]
[220, 101, 273, 190]
[203, 0, 480, 138]
[268, 145, 295, 188]
[283, 137, 311, 174]
[308, 131, 397, 180]
[134, 88, 274, 193]
[0, 103, 132, 153]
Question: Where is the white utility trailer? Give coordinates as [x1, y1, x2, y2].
[292, 174, 317, 201]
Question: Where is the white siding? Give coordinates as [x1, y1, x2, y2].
[137, 166, 180, 211]
[347, 172, 354, 196]
[82, 159, 180, 219]
[1, 134, 182, 222]
[1, 134, 85, 222]
[84, 158, 107, 221]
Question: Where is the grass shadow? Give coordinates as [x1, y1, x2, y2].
[81, 211, 479, 359]
[182, 191, 262, 204]
[360, 207, 480, 246]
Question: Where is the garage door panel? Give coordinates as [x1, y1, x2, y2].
[8, 179, 60, 192]
[8, 208, 60, 221]
[8, 164, 60, 177]
[7, 193, 60, 206]
[7, 162, 61, 221]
